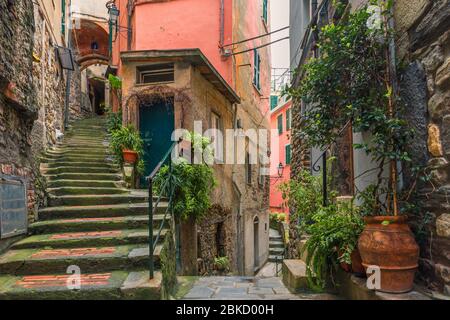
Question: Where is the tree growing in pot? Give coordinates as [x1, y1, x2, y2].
[285, 1, 420, 293]
[110, 125, 145, 174]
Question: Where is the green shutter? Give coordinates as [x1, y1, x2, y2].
[253, 50, 261, 90]
[263, 0, 268, 23]
[270, 95, 278, 110]
[277, 114, 283, 135]
[61, 0, 66, 35]
[285, 144, 291, 165]
[286, 108, 291, 130]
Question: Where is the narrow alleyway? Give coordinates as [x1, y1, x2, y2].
[182, 276, 339, 300]
[0, 117, 166, 299]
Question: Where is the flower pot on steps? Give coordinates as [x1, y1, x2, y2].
[358, 216, 419, 293]
[123, 149, 138, 164]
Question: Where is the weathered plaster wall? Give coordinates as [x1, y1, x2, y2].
[395, 0, 450, 296]
[232, 0, 271, 275]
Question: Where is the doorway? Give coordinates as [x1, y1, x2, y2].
[253, 216, 259, 270]
[139, 98, 175, 186]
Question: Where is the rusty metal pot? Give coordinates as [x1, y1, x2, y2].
[358, 216, 419, 293]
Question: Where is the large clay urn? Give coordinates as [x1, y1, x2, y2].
[358, 216, 419, 293]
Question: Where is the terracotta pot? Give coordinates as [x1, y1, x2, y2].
[358, 216, 419, 293]
[123, 149, 138, 164]
[340, 249, 365, 275]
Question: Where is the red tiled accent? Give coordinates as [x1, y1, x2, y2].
[31, 247, 116, 259]
[50, 230, 122, 240]
[16, 273, 112, 289]
[63, 217, 125, 223]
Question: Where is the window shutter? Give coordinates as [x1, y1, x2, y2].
[286, 108, 291, 130]
[285, 144, 291, 165]
[277, 114, 283, 135]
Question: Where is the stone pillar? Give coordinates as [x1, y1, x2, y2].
[179, 216, 198, 276]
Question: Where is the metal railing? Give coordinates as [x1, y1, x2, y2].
[147, 140, 181, 279]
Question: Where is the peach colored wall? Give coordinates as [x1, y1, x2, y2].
[269, 100, 292, 214]
[112, 0, 233, 86]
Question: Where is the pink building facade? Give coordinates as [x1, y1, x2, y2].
[270, 97, 292, 216]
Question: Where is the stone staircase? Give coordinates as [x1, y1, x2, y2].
[268, 229, 284, 263]
[0, 116, 168, 300]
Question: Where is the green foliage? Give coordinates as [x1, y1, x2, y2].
[270, 213, 286, 223]
[160, 230, 177, 299]
[302, 202, 365, 291]
[108, 74, 122, 90]
[154, 133, 216, 221]
[214, 256, 230, 272]
[279, 169, 323, 231]
[109, 125, 145, 174]
[106, 108, 122, 133]
[285, 4, 415, 216]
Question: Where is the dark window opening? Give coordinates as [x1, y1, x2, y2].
[91, 41, 99, 50]
[137, 63, 175, 84]
[216, 222, 226, 257]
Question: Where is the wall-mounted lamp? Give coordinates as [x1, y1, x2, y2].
[107, 2, 120, 49]
[277, 162, 284, 178]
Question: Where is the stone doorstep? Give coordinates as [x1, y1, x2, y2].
[282, 259, 309, 293]
[0, 271, 162, 300]
[335, 269, 431, 300]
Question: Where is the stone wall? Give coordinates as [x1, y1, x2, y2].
[197, 205, 234, 275]
[0, 0, 40, 223]
[396, 0, 450, 296]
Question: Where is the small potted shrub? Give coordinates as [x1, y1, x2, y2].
[110, 125, 144, 165]
[214, 256, 230, 274]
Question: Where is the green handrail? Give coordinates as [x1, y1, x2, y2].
[147, 140, 181, 279]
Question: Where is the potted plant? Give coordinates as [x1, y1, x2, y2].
[110, 125, 144, 166]
[214, 256, 230, 274]
[285, 2, 420, 293]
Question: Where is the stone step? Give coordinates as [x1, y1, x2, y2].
[38, 203, 167, 220]
[47, 187, 129, 196]
[44, 167, 119, 175]
[45, 173, 122, 181]
[269, 241, 284, 248]
[43, 153, 112, 161]
[40, 155, 114, 163]
[46, 150, 109, 157]
[51, 147, 109, 154]
[11, 229, 168, 249]
[0, 244, 161, 276]
[268, 255, 284, 263]
[29, 215, 167, 234]
[43, 162, 118, 169]
[47, 179, 125, 189]
[269, 247, 285, 255]
[269, 236, 283, 242]
[48, 193, 149, 206]
[0, 270, 162, 300]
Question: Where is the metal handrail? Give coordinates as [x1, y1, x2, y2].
[147, 140, 182, 279]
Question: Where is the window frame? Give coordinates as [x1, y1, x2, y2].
[277, 114, 283, 135]
[285, 144, 292, 165]
[253, 49, 261, 91]
[210, 111, 224, 163]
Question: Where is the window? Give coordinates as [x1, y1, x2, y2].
[246, 152, 252, 184]
[262, 0, 268, 24]
[137, 63, 174, 84]
[285, 144, 291, 165]
[253, 49, 261, 90]
[277, 114, 283, 135]
[61, 0, 66, 35]
[270, 95, 278, 110]
[211, 112, 223, 162]
[286, 108, 291, 131]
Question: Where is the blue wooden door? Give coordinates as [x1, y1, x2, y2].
[139, 99, 174, 186]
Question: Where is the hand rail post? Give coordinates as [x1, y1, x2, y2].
[322, 153, 327, 207]
[148, 177, 154, 279]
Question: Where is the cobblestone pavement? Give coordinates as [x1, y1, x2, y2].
[182, 276, 339, 300]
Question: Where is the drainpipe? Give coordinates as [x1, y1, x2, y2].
[64, 1, 72, 129]
[220, 0, 225, 54]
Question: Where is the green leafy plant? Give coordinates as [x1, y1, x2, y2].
[154, 133, 216, 221]
[285, 2, 415, 217]
[214, 256, 230, 272]
[302, 201, 365, 291]
[108, 74, 122, 90]
[106, 107, 122, 133]
[109, 125, 145, 174]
